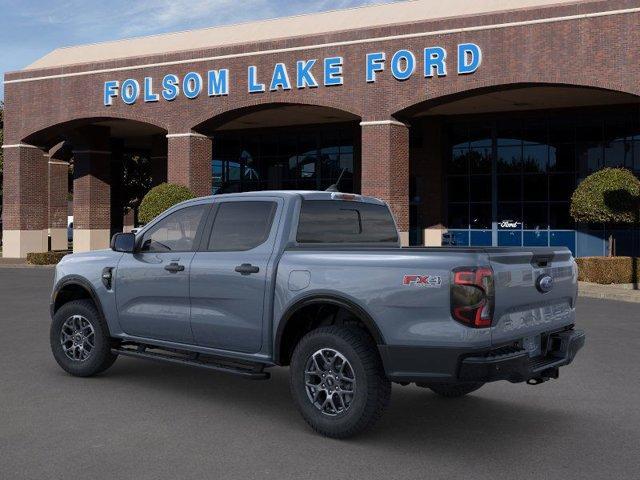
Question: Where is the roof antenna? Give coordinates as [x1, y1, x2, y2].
[325, 168, 346, 192]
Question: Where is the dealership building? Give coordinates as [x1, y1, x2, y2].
[3, 0, 640, 257]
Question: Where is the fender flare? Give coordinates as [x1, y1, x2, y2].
[273, 293, 386, 365]
[51, 275, 107, 322]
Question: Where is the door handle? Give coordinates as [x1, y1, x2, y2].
[235, 263, 260, 275]
[164, 262, 185, 273]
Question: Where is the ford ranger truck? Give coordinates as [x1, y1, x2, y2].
[50, 191, 585, 438]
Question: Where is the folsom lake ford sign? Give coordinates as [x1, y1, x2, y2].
[103, 43, 482, 106]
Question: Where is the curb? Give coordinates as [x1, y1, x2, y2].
[0, 264, 56, 269]
[579, 282, 640, 304]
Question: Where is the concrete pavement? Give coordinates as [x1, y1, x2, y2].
[0, 268, 639, 480]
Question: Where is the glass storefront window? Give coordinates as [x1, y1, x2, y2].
[211, 124, 357, 194]
[523, 144, 548, 173]
[497, 145, 522, 173]
[470, 203, 491, 229]
[445, 107, 639, 250]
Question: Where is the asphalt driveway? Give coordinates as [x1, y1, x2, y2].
[0, 268, 638, 479]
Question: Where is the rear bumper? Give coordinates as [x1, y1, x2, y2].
[458, 329, 585, 383]
[379, 328, 585, 384]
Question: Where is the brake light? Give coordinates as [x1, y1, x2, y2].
[450, 266, 494, 328]
[330, 192, 361, 201]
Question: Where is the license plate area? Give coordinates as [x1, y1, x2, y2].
[521, 335, 542, 357]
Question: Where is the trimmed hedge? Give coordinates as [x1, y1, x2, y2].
[570, 168, 640, 224]
[138, 183, 196, 224]
[27, 251, 68, 265]
[577, 256, 640, 284]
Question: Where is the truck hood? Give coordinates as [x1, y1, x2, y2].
[58, 249, 121, 265]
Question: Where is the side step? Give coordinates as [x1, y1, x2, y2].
[111, 345, 270, 380]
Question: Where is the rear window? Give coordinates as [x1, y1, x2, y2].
[296, 200, 399, 244]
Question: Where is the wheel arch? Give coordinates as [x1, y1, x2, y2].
[51, 276, 107, 324]
[274, 293, 385, 366]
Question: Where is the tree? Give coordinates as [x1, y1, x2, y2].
[138, 183, 195, 225]
[121, 153, 152, 224]
[570, 167, 640, 256]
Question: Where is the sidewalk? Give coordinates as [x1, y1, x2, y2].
[0, 258, 54, 268]
[579, 281, 640, 304]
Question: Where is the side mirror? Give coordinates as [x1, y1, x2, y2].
[111, 232, 136, 253]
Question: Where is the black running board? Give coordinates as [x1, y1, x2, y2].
[111, 346, 270, 380]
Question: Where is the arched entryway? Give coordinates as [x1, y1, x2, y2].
[396, 84, 640, 256]
[2, 118, 167, 256]
[193, 103, 361, 195]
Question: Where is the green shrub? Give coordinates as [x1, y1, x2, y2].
[570, 168, 640, 224]
[577, 256, 640, 284]
[138, 183, 196, 224]
[27, 251, 68, 265]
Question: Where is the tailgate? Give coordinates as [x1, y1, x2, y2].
[487, 247, 577, 349]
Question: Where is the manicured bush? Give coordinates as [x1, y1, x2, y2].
[571, 168, 640, 256]
[138, 183, 196, 224]
[570, 168, 640, 224]
[577, 256, 640, 284]
[27, 251, 68, 265]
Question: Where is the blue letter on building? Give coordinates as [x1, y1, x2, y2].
[144, 77, 159, 102]
[208, 69, 229, 96]
[270, 63, 292, 91]
[424, 47, 447, 77]
[104, 80, 119, 106]
[296, 60, 318, 89]
[366, 52, 385, 83]
[457, 43, 482, 74]
[162, 74, 180, 101]
[324, 57, 344, 86]
[183, 72, 203, 99]
[248, 66, 266, 93]
[390, 50, 416, 81]
[121, 79, 140, 105]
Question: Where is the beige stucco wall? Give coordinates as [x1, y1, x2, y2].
[2, 230, 48, 258]
[26, 0, 585, 70]
[73, 229, 111, 253]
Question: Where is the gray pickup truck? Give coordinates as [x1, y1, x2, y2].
[50, 191, 584, 438]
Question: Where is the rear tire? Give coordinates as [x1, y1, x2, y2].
[50, 299, 118, 377]
[289, 326, 391, 439]
[427, 382, 484, 398]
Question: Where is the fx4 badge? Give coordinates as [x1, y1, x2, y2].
[403, 275, 442, 287]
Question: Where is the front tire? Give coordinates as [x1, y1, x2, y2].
[50, 299, 118, 377]
[289, 326, 391, 439]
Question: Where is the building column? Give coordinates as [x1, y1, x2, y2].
[360, 120, 410, 245]
[1, 143, 49, 258]
[151, 134, 168, 187]
[410, 119, 446, 246]
[71, 126, 112, 253]
[167, 132, 212, 197]
[48, 151, 69, 252]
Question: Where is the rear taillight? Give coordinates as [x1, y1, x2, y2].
[450, 266, 494, 328]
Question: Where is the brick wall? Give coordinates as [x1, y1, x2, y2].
[2, 146, 48, 230]
[2, 0, 640, 251]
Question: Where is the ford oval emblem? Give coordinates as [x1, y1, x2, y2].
[536, 274, 554, 293]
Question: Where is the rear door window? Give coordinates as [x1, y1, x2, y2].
[296, 200, 398, 244]
[207, 201, 277, 251]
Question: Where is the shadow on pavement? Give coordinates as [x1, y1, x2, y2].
[57, 355, 579, 450]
